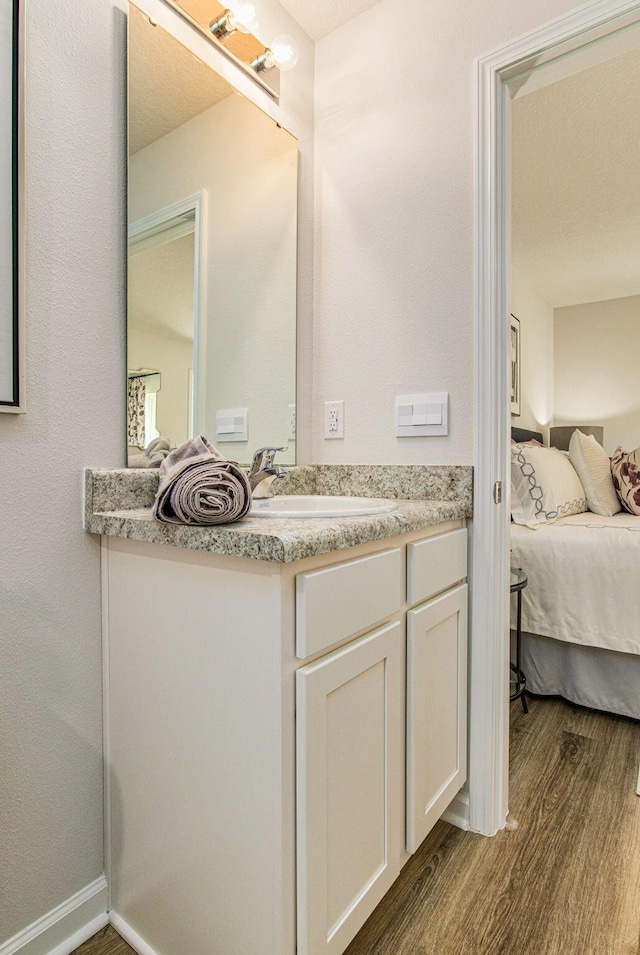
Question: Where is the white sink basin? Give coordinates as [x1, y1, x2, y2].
[250, 495, 398, 519]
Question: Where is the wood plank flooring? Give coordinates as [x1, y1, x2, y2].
[72, 926, 134, 955]
[74, 696, 640, 955]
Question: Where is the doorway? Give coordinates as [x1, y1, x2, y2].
[127, 192, 207, 458]
[471, 0, 640, 836]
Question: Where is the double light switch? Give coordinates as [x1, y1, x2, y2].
[216, 408, 248, 442]
[395, 393, 449, 437]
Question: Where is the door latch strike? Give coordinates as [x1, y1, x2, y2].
[493, 481, 502, 504]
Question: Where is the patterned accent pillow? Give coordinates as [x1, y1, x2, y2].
[569, 430, 620, 517]
[511, 444, 588, 527]
[610, 447, 640, 515]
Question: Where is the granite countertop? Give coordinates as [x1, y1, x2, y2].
[85, 464, 472, 563]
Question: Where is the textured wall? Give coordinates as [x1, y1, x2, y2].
[555, 294, 640, 455]
[313, 0, 580, 465]
[0, 0, 126, 941]
[0, 0, 313, 943]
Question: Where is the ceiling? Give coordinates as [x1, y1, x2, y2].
[512, 46, 640, 308]
[129, 5, 234, 155]
[277, 0, 382, 40]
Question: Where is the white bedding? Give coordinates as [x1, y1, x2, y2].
[510, 511, 640, 657]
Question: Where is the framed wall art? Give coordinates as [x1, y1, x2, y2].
[1, 0, 24, 412]
[510, 314, 521, 417]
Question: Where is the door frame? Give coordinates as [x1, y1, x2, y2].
[128, 190, 208, 438]
[471, 0, 640, 836]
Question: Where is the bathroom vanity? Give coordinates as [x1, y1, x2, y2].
[87, 465, 472, 955]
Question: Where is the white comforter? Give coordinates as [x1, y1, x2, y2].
[510, 512, 640, 656]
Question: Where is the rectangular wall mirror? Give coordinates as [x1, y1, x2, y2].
[127, 3, 298, 466]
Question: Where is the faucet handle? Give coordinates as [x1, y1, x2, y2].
[251, 446, 288, 472]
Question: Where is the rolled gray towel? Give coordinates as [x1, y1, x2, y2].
[152, 435, 251, 526]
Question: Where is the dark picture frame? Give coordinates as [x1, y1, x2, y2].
[510, 314, 521, 417]
[0, 0, 23, 411]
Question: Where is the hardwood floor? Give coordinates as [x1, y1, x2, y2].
[75, 696, 640, 955]
[72, 926, 134, 955]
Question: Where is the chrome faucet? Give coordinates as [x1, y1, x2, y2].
[249, 446, 288, 499]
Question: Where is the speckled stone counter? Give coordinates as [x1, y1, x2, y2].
[84, 465, 472, 563]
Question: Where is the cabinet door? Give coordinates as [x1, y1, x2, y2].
[406, 584, 468, 853]
[296, 620, 403, 955]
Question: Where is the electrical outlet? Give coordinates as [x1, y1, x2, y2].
[288, 404, 296, 440]
[324, 400, 345, 439]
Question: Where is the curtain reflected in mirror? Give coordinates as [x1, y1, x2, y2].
[127, 3, 297, 466]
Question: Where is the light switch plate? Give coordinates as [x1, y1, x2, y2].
[395, 393, 448, 437]
[216, 407, 248, 442]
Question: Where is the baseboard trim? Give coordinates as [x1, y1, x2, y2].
[441, 789, 471, 830]
[109, 914, 157, 955]
[0, 877, 108, 955]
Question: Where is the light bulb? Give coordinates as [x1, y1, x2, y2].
[228, 0, 259, 33]
[270, 34, 298, 71]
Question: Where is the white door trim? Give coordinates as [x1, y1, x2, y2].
[471, 0, 640, 836]
[128, 191, 208, 437]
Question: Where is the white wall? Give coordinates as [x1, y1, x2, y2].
[129, 94, 297, 464]
[0, 0, 126, 942]
[0, 0, 313, 946]
[313, 0, 579, 464]
[555, 294, 640, 454]
[511, 267, 555, 441]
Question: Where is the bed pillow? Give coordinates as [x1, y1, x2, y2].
[610, 447, 640, 515]
[511, 444, 588, 527]
[568, 430, 620, 517]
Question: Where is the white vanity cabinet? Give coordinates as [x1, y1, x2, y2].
[102, 519, 467, 955]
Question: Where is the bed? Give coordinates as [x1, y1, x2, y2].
[510, 427, 640, 720]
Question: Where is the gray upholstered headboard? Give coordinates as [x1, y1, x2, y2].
[512, 426, 544, 445]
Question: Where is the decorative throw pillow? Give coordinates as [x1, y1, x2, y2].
[569, 430, 620, 517]
[610, 447, 640, 515]
[511, 444, 588, 527]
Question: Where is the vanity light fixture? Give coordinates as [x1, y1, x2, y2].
[251, 34, 299, 73]
[209, 9, 237, 39]
[210, 1, 259, 40]
[250, 48, 275, 73]
[209, 2, 298, 73]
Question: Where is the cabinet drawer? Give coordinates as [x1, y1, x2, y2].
[406, 528, 467, 606]
[296, 548, 402, 659]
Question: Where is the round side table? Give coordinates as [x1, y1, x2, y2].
[510, 567, 528, 713]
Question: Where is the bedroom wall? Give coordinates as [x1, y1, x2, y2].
[511, 267, 555, 442]
[554, 294, 640, 454]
